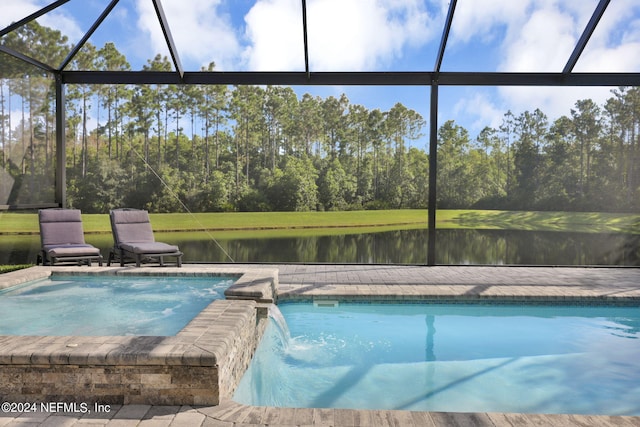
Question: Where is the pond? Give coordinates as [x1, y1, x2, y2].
[1, 228, 638, 266]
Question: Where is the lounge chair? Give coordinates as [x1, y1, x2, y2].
[107, 208, 183, 267]
[38, 208, 103, 266]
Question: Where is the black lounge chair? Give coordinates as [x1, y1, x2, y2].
[38, 208, 103, 266]
[107, 208, 183, 267]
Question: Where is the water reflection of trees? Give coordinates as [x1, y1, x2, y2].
[436, 229, 636, 265]
[2, 228, 636, 265]
[616, 219, 640, 265]
[171, 229, 636, 265]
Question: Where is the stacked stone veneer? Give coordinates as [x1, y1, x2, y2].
[0, 266, 278, 406]
[1, 363, 220, 406]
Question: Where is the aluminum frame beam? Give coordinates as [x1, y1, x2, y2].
[0, 45, 57, 73]
[60, 70, 640, 87]
[55, 75, 66, 207]
[563, 0, 610, 73]
[301, 0, 310, 80]
[427, 82, 438, 266]
[58, 0, 120, 71]
[434, 0, 457, 73]
[152, 0, 184, 80]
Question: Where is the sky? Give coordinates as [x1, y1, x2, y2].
[2, 0, 640, 148]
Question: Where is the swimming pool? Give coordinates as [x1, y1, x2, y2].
[234, 301, 640, 415]
[0, 275, 235, 336]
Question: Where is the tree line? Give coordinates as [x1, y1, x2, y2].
[1, 22, 639, 214]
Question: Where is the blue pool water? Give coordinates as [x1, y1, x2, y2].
[234, 302, 640, 415]
[0, 275, 235, 336]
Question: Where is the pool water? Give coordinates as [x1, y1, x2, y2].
[234, 302, 640, 415]
[0, 275, 235, 336]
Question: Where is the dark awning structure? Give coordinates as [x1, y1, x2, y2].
[2, 0, 639, 86]
[1, 0, 639, 264]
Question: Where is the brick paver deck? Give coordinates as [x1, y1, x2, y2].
[2, 264, 639, 426]
[273, 264, 640, 301]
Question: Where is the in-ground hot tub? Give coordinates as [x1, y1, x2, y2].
[0, 274, 236, 336]
[0, 265, 277, 406]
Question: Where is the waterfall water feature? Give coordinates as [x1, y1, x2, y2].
[267, 304, 291, 349]
[232, 304, 294, 404]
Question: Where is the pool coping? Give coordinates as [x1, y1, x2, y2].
[275, 265, 640, 304]
[0, 265, 278, 405]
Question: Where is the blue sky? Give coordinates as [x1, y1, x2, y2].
[3, 0, 640, 147]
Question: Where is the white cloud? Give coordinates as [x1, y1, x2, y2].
[451, 0, 530, 45]
[242, 0, 438, 72]
[0, 0, 83, 44]
[451, 85, 617, 139]
[134, 0, 439, 72]
[136, 0, 241, 71]
[242, 0, 304, 71]
[572, 0, 640, 72]
[39, 12, 83, 43]
[453, 0, 591, 72]
[451, 0, 594, 47]
[450, 53, 629, 132]
[497, 86, 613, 122]
[499, 6, 577, 72]
[580, 0, 639, 46]
[449, 0, 640, 131]
[453, 91, 504, 132]
[577, 42, 640, 72]
[303, 0, 435, 71]
[0, 1, 41, 28]
[497, 0, 640, 123]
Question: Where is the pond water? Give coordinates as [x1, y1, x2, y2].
[1, 228, 638, 265]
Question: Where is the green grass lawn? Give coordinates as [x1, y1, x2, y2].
[0, 264, 32, 273]
[437, 209, 640, 233]
[1, 209, 639, 235]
